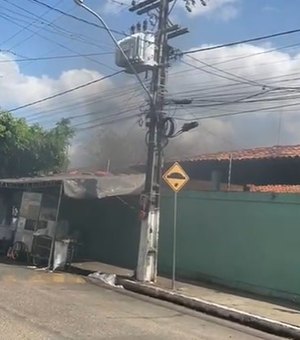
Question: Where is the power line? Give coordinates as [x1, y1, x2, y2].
[169, 0, 178, 14]
[28, 0, 126, 36]
[0, 1, 110, 49]
[71, 106, 141, 129]
[181, 56, 300, 97]
[0, 52, 113, 63]
[185, 55, 267, 88]
[169, 47, 300, 94]
[76, 114, 139, 131]
[181, 92, 300, 109]
[200, 41, 300, 68]
[174, 100, 300, 121]
[0, 11, 117, 72]
[26, 86, 145, 122]
[36, 102, 142, 127]
[23, 78, 148, 119]
[0, 0, 63, 47]
[18, 78, 144, 120]
[173, 41, 300, 68]
[8, 70, 123, 112]
[167, 68, 300, 99]
[179, 28, 300, 56]
[28, 82, 145, 127]
[181, 59, 258, 87]
[0, 49, 27, 58]
[0, 1, 113, 75]
[5, 0, 113, 51]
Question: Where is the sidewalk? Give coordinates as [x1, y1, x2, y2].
[73, 261, 300, 338]
[157, 276, 300, 327]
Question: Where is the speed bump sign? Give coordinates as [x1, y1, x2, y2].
[163, 162, 189, 192]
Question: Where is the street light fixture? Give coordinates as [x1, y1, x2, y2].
[73, 0, 153, 104]
[169, 121, 199, 138]
[181, 121, 199, 132]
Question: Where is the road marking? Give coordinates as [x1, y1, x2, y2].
[0, 272, 86, 284]
[2, 275, 17, 283]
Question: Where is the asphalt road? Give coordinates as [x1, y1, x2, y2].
[0, 263, 285, 340]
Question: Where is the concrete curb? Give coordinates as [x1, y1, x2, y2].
[120, 279, 300, 339]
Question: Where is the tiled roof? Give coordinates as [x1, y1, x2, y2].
[183, 145, 300, 162]
[249, 185, 300, 193]
[66, 170, 110, 176]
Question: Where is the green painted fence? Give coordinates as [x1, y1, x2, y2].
[60, 190, 300, 303]
[159, 191, 300, 302]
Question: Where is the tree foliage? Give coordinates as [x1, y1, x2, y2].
[0, 111, 74, 178]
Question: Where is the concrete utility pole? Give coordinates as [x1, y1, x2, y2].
[134, 0, 169, 282]
[132, 0, 189, 282]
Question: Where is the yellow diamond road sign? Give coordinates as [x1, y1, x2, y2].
[163, 162, 189, 192]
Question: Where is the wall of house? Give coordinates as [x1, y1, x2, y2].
[60, 196, 140, 269]
[159, 191, 300, 302]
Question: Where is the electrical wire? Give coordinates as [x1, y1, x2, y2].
[174, 100, 300, 121]
[167, 69, 300, 99]
[27, 87, 145, 123]
[0, 11, 117, 72]
[0, 52, 113, 63]
[28, 0, 126, 36]
[0, 2, 110, 49]
[0, 0, 63, 47]
[3, 0, 113, 51]
[186, 55, 268, 88]
[200, 41, 300, 69]
[179, 56, 300, 93]
[38, 101, 142, 127]
[177, 41, 300, 64]
[0, 1, 114, 76]
[8, 70, 123, 113]
[169, 0, 178, 14]
[74, 0, 153, 105]
[179, 27, 300, 56]
[76, 114, 139, 131]
[23, 80, 148, 121]
[181, 59, 259, 87]
[71, 105, 142, 128]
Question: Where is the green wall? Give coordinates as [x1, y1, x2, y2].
[159, 191, 300, 302]
[60, 190, 300, 303]
[60, 196, 140, 269]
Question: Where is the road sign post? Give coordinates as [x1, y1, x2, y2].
[172, 191, 178, 290]
[163, 162, 189, 290]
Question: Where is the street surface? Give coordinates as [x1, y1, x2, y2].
[0, 263, 285, 339]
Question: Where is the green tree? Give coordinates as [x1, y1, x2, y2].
[0, 112, 74, 178]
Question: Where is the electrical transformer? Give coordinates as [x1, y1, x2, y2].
[115, 32, 156, 73]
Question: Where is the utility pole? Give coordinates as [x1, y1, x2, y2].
[131, 0, 188, 282]
[135, 0, 169, 282]
[75, 0, 201, 283]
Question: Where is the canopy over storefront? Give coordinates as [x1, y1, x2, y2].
[0, 173, 145, 199]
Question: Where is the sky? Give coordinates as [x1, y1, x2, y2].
[1, 0, 300, 169]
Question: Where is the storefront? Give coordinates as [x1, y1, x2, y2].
[0, 173, 144, 270]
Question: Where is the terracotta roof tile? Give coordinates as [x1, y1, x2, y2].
[183, 145, 300, 162]
[249, 185, 300, 193]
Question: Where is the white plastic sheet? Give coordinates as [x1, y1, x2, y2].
[88, 272, 123, 288]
